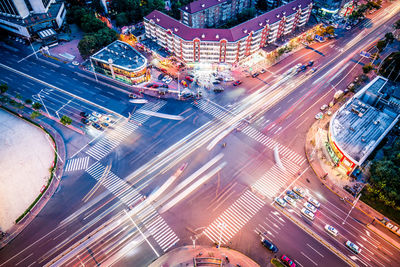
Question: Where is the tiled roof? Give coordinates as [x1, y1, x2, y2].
[180, 0, 228, 14]
[145, 0, 312, 42]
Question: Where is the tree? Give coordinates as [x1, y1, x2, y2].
[384, 32, 395, 44]
[80, 14, 106, 33]
[325, 26, 335, 36]
[91, 0, 105, 14]
[78, 34, 98, 58]
[30, 111, 40, 119]
[25, 99, 32, 105]
[60, 115, 73, 125]
[32, 102, 42, 110]
[116, 13, 129, 27]
[376, 39, 387, 52]
[394, 19, 400, 30]
[0, 83, 8, 94]
[256, 0, 268, 11]
[362, 63, 373, 74]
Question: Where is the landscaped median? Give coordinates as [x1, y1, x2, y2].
[271, 258, 286, 267]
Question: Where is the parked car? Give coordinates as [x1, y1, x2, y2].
[315, 112, 323, 120]
[213, 81, 221, 85]
[158, 73, 165, 80]
[260, 69, 266, 74]
[324, 224, 338, 237]
[304, 202, 317, 213]
[160, 68, 168, 73]
[281, 255, 296, 267]
[275, 197, 287, 208]
[320, 104, 328, 111]
[310, 67, 317, 73]
[185, 76, 193, 82]
[301, 208, 315, 220]
[129, 93, 137, 99]
[343, 185, 356, 196]
[346, 241, 361, 254]
[151, 84, 160, 88]
[92, 122, 102, 130]
[89, 116, 99, 123]
[216, 77, 224, 81]
[308, 60, 314, 67]
[261, 237, 279, 253]
[286, 190, 299, 199]
[145, 83, 153, 88]
[101, 122, 109, 128]
[251, 72, 259, 78]
[80, 112, 90, 118]
[213, 87, 224, 93]
[92, 111, 101, 118]
[81, 118, 90, 125]
[233, 80, 242, 86]
[224, 77, 234, 82]
[165, 77, 173, 84]
[160, 84, 169, 88]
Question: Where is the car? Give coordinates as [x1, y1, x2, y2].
[160, 84, 169, 88]
[299, 65, 307, 71]
[80, 112, 90, 118]
[101, 122, 109, 128]
[251, 72, 259, 78]
[161, 76, 168, 82]
[91, 111, 101, 118]
[346, 241, 361, 254]
[261, 238, 279, 253]
[181, 92, 193, 98]
[160, 68, 168, 73]
[233, 80, 242, 86]
[310, 67, 317, 73]
[308, 197, 320, 208]
[81, 118, 90, 125]
[165, 77, 173, 84]
[301, 208, 315, 220]
[343, 185, 356, 196]
[260, 69, 266, 74]
[92, 122, 102, 130]
[295, 63, 302, 69]
[129, 93, 137, 99]
[315, 112, 323, 120]
[185, 76, 193, 82]
[213, 87, 224, 93]
[89, 115, 99, 123]
[181, 80, 188, 87]
[224, 77, 234, 82]
[283, 195, 295, 205]
[286, 190, 299, 199]
[329, 101, 334, 107]
[304, 202, 317, 213]
[72, 61, 79, 66]
[346, 26, 351, 30]
[320, 104, 328, 111]
[325, 224, 338, 237]
[327, 110, 332, 116]
[308, 60, 314, 67]
[281, 255, 296, 267]
[275, 197, 287, 208]
[145, 83, 153, 88]
[212, 81, 221, 85]
[158, 73, 165, 80]
[293, 186, 305, 197]
[216, 77, 224, 81]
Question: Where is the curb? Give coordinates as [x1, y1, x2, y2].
[278, 206, 356, 267]
[366, 224, 400, 251]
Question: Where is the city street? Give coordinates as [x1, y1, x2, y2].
[0, 1, 400, 267]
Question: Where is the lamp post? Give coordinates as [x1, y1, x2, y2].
[177, 71, 181, 100]
[89, 57, 98, 82]
[28, 38, 38, 60]
[45, 134, 63, 163]
[343, 193, 361, 225]
[37, 89, 51, 118]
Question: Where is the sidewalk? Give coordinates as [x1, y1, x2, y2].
[304, 100, 400, 250]
[0, 102, 66, 249]
[149, 245, 260, 267]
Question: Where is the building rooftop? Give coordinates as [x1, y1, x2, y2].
[180, 0, 228, 14]
[145, 0, 312, 42]
[91, 40, 147, 72]
[331, 76, 400, 165]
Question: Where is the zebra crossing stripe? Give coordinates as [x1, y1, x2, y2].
[65, 157, 90, 172]
[203, 190, 264, 244]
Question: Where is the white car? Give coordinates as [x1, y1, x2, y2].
[315, 112, 323, 120]
[89, 115, 99, 123]
[293, 186, 305, 197]
[301, 208, 315, 220]
[308, 197, 320, 208]
[260, 69, 266, 74]
[320, 104, 328, 111]
[165, 77, 173, 84]
[275, 197, 287, 208]
[102, 116, 112, 123]
[304, 202, 317, 213]
[346, 26, 351, 30]
[161, 76, 168, 82]
[325, 224, 338, 237]
[283, 195, 295, 205]
[346, 241, 361, 254]
[224, 77, 234, 82]
[92, 111, 102, 118]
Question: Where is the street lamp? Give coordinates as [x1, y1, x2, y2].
[342, 193, 361, 225]
[217, 222, 225, 249]
[177, 71, 181, 100]
[89, 57, 99, 83]
[45, 134, 63, 163]
[37, 89, 51, 118]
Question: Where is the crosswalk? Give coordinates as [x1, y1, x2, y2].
[138, 205, 180, 252]
[86, 162, 142, 207]
[193, 99, 306, 166]
[86, 101, 165, 160]
[64, 157, 90, 172]
[86, 162, 179, 252]
[251, 158, 300, 199]
[203, 190, 265, 245]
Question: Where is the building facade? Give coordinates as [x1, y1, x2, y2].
[90, 40, 149, 85]
[0, 0, 65, 39]
[328, 76, 400, 175]
[180, 0, 255, 28]
[313, 0, 354, 17]
[144, 0, 312, 65]
[266, 0, 294, 11]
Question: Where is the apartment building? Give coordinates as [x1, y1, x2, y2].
[266, 0, 295, 10]
[180, 0, 255, 28]
[144, 0, 312, 64]
[0, 0, 65, 39]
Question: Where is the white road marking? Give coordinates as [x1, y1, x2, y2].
[307, 243, 324, 257]
[301, 251, 318, 265]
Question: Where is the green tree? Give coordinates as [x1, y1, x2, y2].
[384, 32, 395, 44]
[116, 12, 129, 26]
[15, 93, 22, 100]
[80, 14, 106, 33]
[30, 111, 40, 119]
[32, 102, 42, 110]
[256, 0, 268, 11]
[78, 34, 98, 58]
[60, 115, 73, 125]
[376, 39, 387, 52]
[25, 99, 33, 105]
[0, 83, 8, 94]
[394, 19, 400, 30]
[362, 63, 373, 74]
[91, 0, 104, 13]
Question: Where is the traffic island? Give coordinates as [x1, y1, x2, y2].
[149, 245, 260, 267]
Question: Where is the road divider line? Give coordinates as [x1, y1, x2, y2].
[307, 243, 324, 258]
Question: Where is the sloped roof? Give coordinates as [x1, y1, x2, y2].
[145, 0, 312, 42]
[180, 0, 229, 14]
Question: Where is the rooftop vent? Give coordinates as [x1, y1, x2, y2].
[265, 19, 269, 23]
[174, 27, 178, 32]
[216, 34, 219, 39]
[185, 7, 188, 10]
[293, 7, 296, 10]
[276, 14, 280, 18]
[243, 29, 248, 33]
[201, 4, 205, 7]
[259, 22, 263, 26]
[156, 18, 160, 22]
[298, 4, 301, 8]
[283, 11, 286, 15]
[201, 33, 205, 38]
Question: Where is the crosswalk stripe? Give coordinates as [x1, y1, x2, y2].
[65, 157, 90, 172]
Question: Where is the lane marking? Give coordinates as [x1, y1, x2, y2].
[307, 243, 324, 257]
